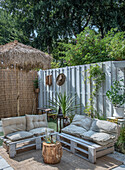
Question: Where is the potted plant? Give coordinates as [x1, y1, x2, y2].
[106, 79, 125, 118]
[33, 77, 40, 93]
[49, 92, 79, 120]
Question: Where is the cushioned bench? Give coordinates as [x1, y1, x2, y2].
[57, 115, 119, 163]
[1, 114, 54, 157]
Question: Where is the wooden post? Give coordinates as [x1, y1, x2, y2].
[16, 67, 20, 117]
[70, 141, 77, 153]
[36, 137, 41, 150]
[9, 143, 16, 158]
[88, 146, 96, 163]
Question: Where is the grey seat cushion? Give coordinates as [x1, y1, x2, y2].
[72, 115, 92, 131]
[6, 131, 33, 141]
[62, 124, 87, 137]
[81, 130, 116, 145]
[90, 119, 118, 134]
[29, 127, 54, 136]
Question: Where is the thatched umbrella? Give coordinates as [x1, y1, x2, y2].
[0, 40, 52, 116]
[0, 40, 52, 71]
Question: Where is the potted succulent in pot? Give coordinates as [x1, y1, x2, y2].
[106, 79, 125, 118]
[33, 77, 40, 93]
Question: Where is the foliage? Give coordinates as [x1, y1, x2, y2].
[51, 40, 68, 68]
[0, 132, 3, 146]
[107, 31, 125, 60]
[1, 0, 125, 55]
[115, 126, 125, 154]
[59, 28, 125, 66]
[84, 64, 105, 118]
[106, 79, 125, 107]
[51, 60, 60, 69]
[0, 10, 29, 45]
[86, 64, 105, 95]
[49, 92, 79, 117]
[33, 78, 39, 89]
[59, 28, 108, 66]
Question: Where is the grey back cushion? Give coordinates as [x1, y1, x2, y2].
[72, 115, 92, 131]
[91, 119, 118, 134]
[2, 116, 26, 136]
[26, 114, 48, 131]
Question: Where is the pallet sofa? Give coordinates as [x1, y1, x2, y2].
[1, 114, 54, 158]
[57, 115, 119, 163]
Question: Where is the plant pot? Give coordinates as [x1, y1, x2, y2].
[34, 88, 40, 93]
[113, 107, 124, 118]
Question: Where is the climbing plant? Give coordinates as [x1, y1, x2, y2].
[84, 64, 105, 118]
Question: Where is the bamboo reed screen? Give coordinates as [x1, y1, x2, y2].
[0, 69, 37, 119]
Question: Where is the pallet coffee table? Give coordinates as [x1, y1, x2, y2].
[42, 141, 63, 164]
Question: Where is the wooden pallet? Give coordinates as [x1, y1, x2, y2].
[1, 132, 57, 158]
[57, 133, 114, 163]
[1, 136, 42, 158]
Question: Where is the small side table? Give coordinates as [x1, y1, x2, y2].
[37, 108, 52, 114]
[42, 141, 63, 164]
[37, 108, 53, 120]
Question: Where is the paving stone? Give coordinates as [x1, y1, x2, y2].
[108, 151, 125, 164]
[112, 164, 125, 170]
[0, 158, 10, 169]
[3, 166, 14, 170]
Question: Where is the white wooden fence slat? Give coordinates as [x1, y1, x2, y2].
[38, 70, 43, 107]
[43, 71, 47, 107]
[49, 70, 53, 106]
[86, 65, 91, 107]
[53, 69, 56, 102]
[46, 70, 50, 107]
[76, 66, 81, 114]
[81, 66, 86, 113]
[105, 61, 112, 117]
[98, 63, 103, 116]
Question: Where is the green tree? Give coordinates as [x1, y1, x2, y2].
[0, 0, 125, 56]
[0, 10, 29, 45]
[59, 28, 125, 66]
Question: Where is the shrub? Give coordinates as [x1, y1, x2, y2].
[59, 28, 125, 66]
[115, 126, 125, 154]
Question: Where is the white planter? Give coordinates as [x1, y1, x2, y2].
[113, 107, 124, 118]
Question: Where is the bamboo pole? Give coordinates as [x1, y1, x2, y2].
[15, 64, 20, 116]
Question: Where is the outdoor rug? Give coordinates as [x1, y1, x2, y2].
[0, 148, 122, 170]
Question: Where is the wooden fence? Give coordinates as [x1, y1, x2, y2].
[38, 61, 125, 117]
[0, 69, 37, 119]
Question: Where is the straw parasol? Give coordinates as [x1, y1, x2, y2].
[0, 40, 52, 116]
[0, 40, 52, 71]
